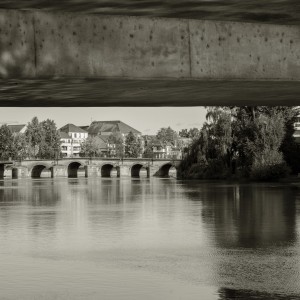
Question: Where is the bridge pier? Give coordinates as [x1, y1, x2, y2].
[149, 165, 160, 177]
[119, 165, 131, 177]
[52, 165, 68, 178]
[12, 166, 29, 179]
[85, 165, 101, 177]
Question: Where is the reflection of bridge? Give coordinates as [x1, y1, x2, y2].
[0, 158, 181, 179]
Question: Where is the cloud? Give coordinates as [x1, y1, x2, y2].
[175, 122, 182, 126]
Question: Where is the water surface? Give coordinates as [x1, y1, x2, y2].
[0, 178, 300, 299]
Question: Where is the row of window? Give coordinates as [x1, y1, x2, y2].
[61, 146, 81, 151]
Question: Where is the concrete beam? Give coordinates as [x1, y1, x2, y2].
[0, 78, 300, 106]
[1, 10, 300, 105]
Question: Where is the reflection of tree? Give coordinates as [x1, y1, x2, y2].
[218, 287, 294, 300]
[183, 183, 299, 297]
[197, 184, 297, 248]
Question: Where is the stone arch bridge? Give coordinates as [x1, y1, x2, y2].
[0, 158, 181, 179]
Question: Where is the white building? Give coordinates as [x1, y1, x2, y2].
[59, 124, 88, 157]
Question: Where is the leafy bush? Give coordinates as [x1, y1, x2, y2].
[204, 158, 230, 179]
[250, 162, 290, 181]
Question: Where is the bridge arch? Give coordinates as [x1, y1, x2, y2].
[130, 163, 149, 178]
[101, 164, 120, 178]
[0, 164, 4, 179]
[30, 164, 51, 178]
[68, 161, 86, 178]
[157, 163, 177, 178]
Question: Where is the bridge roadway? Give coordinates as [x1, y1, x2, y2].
[1, 9, 300, 106]
[0, 158, 181, 179]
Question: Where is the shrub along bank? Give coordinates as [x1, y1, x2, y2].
[178, 107, 300, 181]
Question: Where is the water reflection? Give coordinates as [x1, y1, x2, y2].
[0, 178, 299, 299]
[183, 183, 297, 248]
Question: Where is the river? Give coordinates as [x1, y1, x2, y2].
[0, 178, 299, 299]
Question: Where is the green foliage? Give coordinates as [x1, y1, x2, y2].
[156, 126, 178, 146]
[25, 117, 43, 158]
[0, 125, 14, 160]
[125, 131, 142, 158]
[279, 107, 300, 174]
[250, 163, 290, 181]
[12, 134, 28, 160]
[179, 128, 200, 139]
[179, 106, 297, 181]
[108, 132, 124, 157]
[80, 136, 103, 157]
[39, 119, 61, 159]
[143, 137, 155, 158]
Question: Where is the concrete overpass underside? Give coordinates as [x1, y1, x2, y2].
[1, 10, 300, 106]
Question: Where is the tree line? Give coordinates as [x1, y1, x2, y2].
[0, 117, 61, 160]
[178, 106, 300, 180]
[0, 117, 192, 160]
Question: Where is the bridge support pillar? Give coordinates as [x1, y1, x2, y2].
[85, 165, 101, 177]
[148, 165, 160, 177]
[52, 165, 68, 178]
[12, 166, 29, 179]
[119, 165, 130, 177]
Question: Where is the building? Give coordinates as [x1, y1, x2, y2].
[294, 115, 300, 143]
[86, 120, 141, 137]
[59, 124, 88, 157]
[7, 124, 27, 135]
[143, 136, 182, 159]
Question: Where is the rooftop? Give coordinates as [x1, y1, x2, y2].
[88, 120, 141, 136]
[59, 131, 70, 139]
[60, 123, 88, 133]
[7, 124, 26, 134]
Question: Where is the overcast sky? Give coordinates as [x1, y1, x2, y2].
[0, 107, 207, 135]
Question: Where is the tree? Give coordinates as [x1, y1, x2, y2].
[80, 136, 103, 157]
[25, 117, 43, 158]
[108, 132, 124, 157]
[0, 125, 14, 160]
[156, 127, 178, 146]
[12, 133, 28, 160]
[179, 129, 189, 138]
[188, 128, 200, 140]
[39, 119, 61, 159]
[179, 128, 200, 139]
[179, 106, 294, 180]
[125, 131, 142, 158]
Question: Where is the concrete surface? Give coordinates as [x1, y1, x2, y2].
[1, 9, 300, 106]
[1, 1, 300, 26]
[0, 78, 299, 106]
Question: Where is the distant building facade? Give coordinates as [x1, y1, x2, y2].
[59, 124, 88, 157]
[294, 116, 300, 143]
[143, 136, 182, 159]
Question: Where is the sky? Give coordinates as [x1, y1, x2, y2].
[0, 107, 207, 135]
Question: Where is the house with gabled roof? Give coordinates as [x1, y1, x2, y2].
[7, 124, 27, 135]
